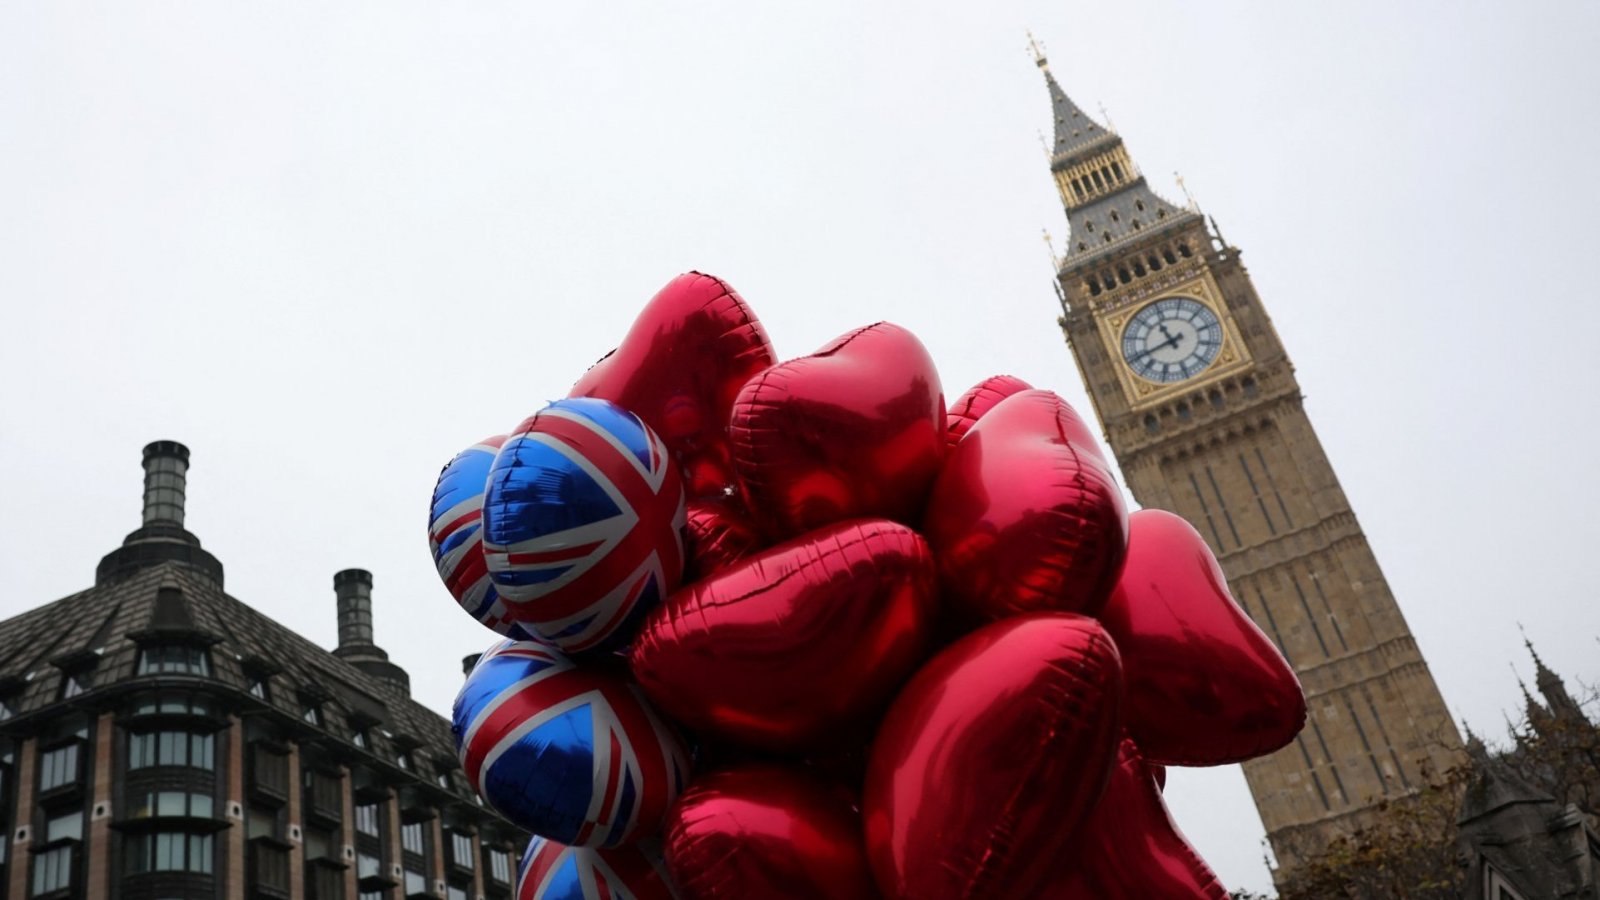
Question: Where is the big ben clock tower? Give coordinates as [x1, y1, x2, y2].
[1033, 48, 1462, 869]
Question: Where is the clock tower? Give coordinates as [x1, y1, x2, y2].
[1034, 49, 1462, 869]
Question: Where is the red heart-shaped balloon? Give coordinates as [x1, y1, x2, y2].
[730, 323, 945, 540]
[1097, 509, 1306, 766]
[863, 614, 1123, 900]
[665, 764, 880, 900]
[631, 519, 938, 753]
[922, 389, 1127, 622]
[572, 272, 776, 499]
[945, 374, 1032, 449]
[1047, 735, 1229, 899]
[683, 498, 764, 582]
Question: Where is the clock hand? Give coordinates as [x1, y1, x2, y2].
[1131, 332, 1183, 362]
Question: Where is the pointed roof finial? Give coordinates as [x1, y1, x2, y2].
[1098, 102, 1116, 134]
[1027, 29, 1049, 68]
[1175, 171, 1199, 212]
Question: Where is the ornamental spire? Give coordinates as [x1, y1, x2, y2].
[1029, 32, 1113, 162]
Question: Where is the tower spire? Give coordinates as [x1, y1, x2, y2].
[1031, 36, 1196, 264]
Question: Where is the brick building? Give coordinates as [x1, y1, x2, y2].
[0, 441, 524, 899]
[1032, 42, 1463, 873]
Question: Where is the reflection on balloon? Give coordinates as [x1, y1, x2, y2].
[482, 397, 686, 654]
[571, 272, 776, 499]
[632, 519, 938, 753]
[923, 389, 1127, 623]
[945, 374, 1032, 449]
[864, 614, 1123, 900]
[517, 835, 679, 900]
[683, 499, 764, 582]
[1047, 735, 1229, 899]
[730, 322, 945, 540]
[453, 640, 689, 847]
[665, 764, 878, 900]
[1099, 509, 1306, 766]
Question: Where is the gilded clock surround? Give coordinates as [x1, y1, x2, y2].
[1095, 271, 1251, 407]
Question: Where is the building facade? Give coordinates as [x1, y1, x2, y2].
[0, 442, 524, 900]
[1033, 49, 1463, 869]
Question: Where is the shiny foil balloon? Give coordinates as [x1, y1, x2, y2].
[454, 640, 690, 846]
[518, 835, 679, 900]
[1047, 736, 1229, 899]
[730, 322, 945, 540]
[863, 614, 1123, 900]
[944, 374, 1032, 449]
[571, 272, 776, 499]
[664, 765, 879, 900]
[631, 519, 937, 752]
[428, 434, 541, 643]
[922, 389, 1127, 622]
[683, 499, 763, 582]
[482, 398, 687, 654]
[1098, 509, 1306, 766]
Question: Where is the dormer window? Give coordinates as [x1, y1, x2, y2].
[248, 677, 268, 700]
[0, 696, 12, 721]
[137, 645, 211, 677]
[436, 769, 451, 790]
[395, 751, 411, 771]
[301, 705, 322, 726]
[60, 674, 88, 700]
[351, 728, 368, 750]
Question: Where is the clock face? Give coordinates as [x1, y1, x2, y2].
[1120, 297, 1224, 384]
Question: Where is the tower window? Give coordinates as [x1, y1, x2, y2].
[1136, 199, 1146, 212]
[39, 744, 81, 792]
[1085, 280, 1101, 297]
[1131, 219, 1141, 230]
[1110, 210, 1120, 222]
[1158, 208, 1167, 218]
[1112, 162, 1126, 182]
[1132, 261, 1146, 277]
[1091, 170, 1105, 190]
[1163, 249, 1177, 265]
[124, 831, 214, 874]
[1085, 220, 1095, 233]
[1178, 242, 1192, 257]
[1242, 376, 1258, 397]
[1072, 180, 1085, 200]
[1117, 268, 1131, 284]
[128, 730, 215, 770]
[1103, 233, 1112, 244]
[1177, 403, 1192, 421]
[137, 645, 211, 677]
[1209, 390, 1224, 409]
[1102, 274, 1116, 291]
[1148, 254, 1162, 271]
[1100, 166, 1113, 185]
[1144, 415, 1159, 434]
[1078, 242, 1087, 252]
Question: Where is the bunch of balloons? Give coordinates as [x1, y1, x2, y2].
[429, 272, 1306, 899]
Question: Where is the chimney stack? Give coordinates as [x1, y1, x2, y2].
[141, 440, 190, 527]
[334, 568, 375, 649]
[97, 440, 223, 586]
[330, 569, 410, 693]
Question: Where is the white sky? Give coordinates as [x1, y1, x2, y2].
[4, 2, 1598, 893]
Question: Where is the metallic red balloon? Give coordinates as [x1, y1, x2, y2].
[922, 389, 1127, 622]
[730, 322, 945, 540]
[945, 374, 1031, 449]
[683, 498, 764, 582]
[631, 519, 937, 753]
[572, 272, 776, 499]
[1047, 735, 1229, 899]
[1098, 509, 1306, 766]
[665, 765, 879, 900]
[863, 614, 1123, 900]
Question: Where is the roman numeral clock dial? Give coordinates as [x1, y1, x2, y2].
[1121, 297, 1224, 384]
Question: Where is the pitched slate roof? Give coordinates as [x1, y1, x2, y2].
[0, 558, 478, 807]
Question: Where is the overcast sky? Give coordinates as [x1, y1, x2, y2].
[4, 2, 1599, 893]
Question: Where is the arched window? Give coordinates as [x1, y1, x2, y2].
[1143, 415, 1159, 434]
[1163, 248, 1177, 265]
[1117, 268, 1131, 284]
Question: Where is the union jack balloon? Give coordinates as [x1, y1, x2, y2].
[429, 435, 540, 643]
[454, 640, 690, 847]
[517, 836, 678, 900]
[483, 398, 687, 654]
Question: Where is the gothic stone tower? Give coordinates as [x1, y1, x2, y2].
[1033, 50, 1462, 868]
